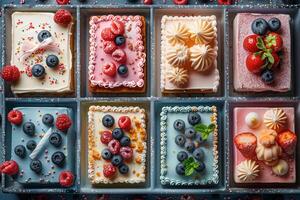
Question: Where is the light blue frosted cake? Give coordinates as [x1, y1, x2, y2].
[160, 106, 219, 186]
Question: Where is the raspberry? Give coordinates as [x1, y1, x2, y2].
[101, 28, 116, 41]
[218, 0, 232, 5]
[103, 41, 117, 54]
[56, 0, 70, 5]
[55, 114, 72, 132]
[0, 160, 19, 176]
[103, 163, 116, 178]
[59, 171, 74, 187]
[111, 21, 125, 35]
[54, 9, 72, 27]
[1, 65, 20, 83]
[100, 130, 113, 144]
[112, 49, 127, 63]
[120, 146, 133, 161]
[108, 139, 121, 155]
[173, 0, 188, 4]
[7, 110, 23, 125]
[118, 116, 131, 130]
[102, 62, 117, 77]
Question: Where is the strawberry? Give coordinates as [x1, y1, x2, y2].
[1, 65, 20, 83]
[59, 171, 74, 187]
[0, 160, 19, 176]
[264, 32, 283, 52]
[111, 21, 125, 35]
[270, 52, 280, 68]
[103, 41, 117, 54]
[103, 163, 116, 178]
[218, 0, 233, 5]
[234, 132, 257, 158]
[243, 35, 260, 52]
[101, 28, 116, 41]
[112, 49, 127, 63]
[173, 0, 188, 4]
[7, 110, 23, 125]
[54, 9, 72, 27]
[56, 0, 70, 5]
[276, 130, 297, 155]
[246, 53, 265, 73]
[102, 62, 117, 77]
[118, 116, 131, 130]
[144, 0, 153, 4]
[55, 114, 72, 132]
[100, 130, 113, 144]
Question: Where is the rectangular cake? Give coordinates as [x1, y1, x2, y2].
[233, 107, 296, 184]
[88, 15, 147, 93]
[10, 12, 74, 94]
[233, 13, 291, 92]
[160, 15, 220, 94]
[160, 106, 219, 186]
[88, 106, 147, 184]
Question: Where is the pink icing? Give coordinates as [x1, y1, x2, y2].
[88, 15, 146, 88]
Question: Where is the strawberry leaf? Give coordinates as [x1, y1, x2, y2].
[264, 52, 274, 64]
[256, 37, 266, 51]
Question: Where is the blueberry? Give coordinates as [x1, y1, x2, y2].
[177, 151, 188, 162]
[195, 161, 206, 173]
[173, 119, 185, 132]
[268, 18, 281, 32]
[120, 136, 131, 147]
[115, 35, 126, 46]
[23, 122, 35, 136]
[176, 163, 185, 176]
[184, 127, 196, 139]
[112, 128, 124, 140]
[117, 64, 128, 77]
[49, 132, 62, 147]
[251, 18, 269, 35]
[175, 135, 186, 147]
[118, 163, 129, 174]
[101, 148, 112, 160]
[26, 140, 37, 151]
[51, 151, 65, 167]
[42, 114, 54, 126]
[46, 55, 59, 68]
[193, 148, 205, 161]
[30, 160, 42, 174]
[32, 64, 45, 78]
[261, 69, 274, 85]
[102, 114, 115, 128]
[188, 113, 201, 125]
[111, 155, 123, 166]
[14, 145, 26, 158]
[185, 141, 195, 153]
[195, 133, 204, 144]
[37, 30, 52, 42]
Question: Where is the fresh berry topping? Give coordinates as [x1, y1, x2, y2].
[114, 35, 126, 46]
[276, 130, 297, 155]
[30, 160, 43, 174]
[14, 145, 26, 158]
[176, 163, 185, 175]
[103, 41, 118, 54]
[59, 171, 74, 187]
[51, 151, 66, 167]
[173, 0, 188, 4]
[143, 0, 153, 4]
[31, 64, 46, 78]
[175, 135, 186, 147]
[37, 30, 52, 42]
[49, 132, 63, 147]
[264, 32, 283, 52]
[54, 9, 72, 26]
[118, 116, 131, 130]
[120, 146, 133, 160]
[193, 148, 204, 161]
[234, 132, 257, 158]
[195, 133, 204, 144]
[185, 127, 196, 139]
[112, 128, 124, 140]
[0, 160, 19, 176]
[56, 0, 70, 5]
[108, 139, 121, 155]
[103, 163, 117, 178]
[42, 114, 54, 126]
[271, 52, 280, 68]
[26, 140, 37, 151]
[173, 119, 185, 132]
[101, 148, 112, 160]
[23, 122, 35, 136]
[56, 114, 72, 132]
[195, 161, 206, 173]
[118, 163, 129, 174]
[102, 62, 117, 77]
[117, 64, 128, 77]
[185, 141, 195, 153]
[7, 110, 23, 125]
[217, 0, 232, 4]
[111, 155, 123, 166]
[246, 53, 265, 74]
[120, 136, 131, 147]
[100, 131, 113, 144]
[268, 18, 281, 32]
[111, 21, 125, 35]
[46, 55, 60, 68]
[101, 28, 116, 41]
[261, 69, 274, 85]
[243, 35, 260, 53]
[251, 18, 269, 35]
[177, 151, 188, 162]
[112, 49, 127, 63]
[188, 113, 201, 125]
[0, 65, 20, 83]
[102, 114, 115, 128]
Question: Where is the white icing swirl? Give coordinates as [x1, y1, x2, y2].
[190, 20, 216, 45]
[236, 160, 260, 182]
[166, 67, 189, 87]
[190, 44, 216, 72]
[166, 44, 190, 68]
[165, 22, 190, 46]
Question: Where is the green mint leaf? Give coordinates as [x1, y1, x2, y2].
[183, 157, 194, 167]
[208, 123, 216, 132]
[194, 124, 207, 133]
[185, 167, 195, 176]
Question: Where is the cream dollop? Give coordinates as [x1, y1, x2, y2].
[245, 112, 261, 129]
[236, 160, 260, 182]
[166, 44, 190, 68]
[190, 20, 216, 45]
[190, 44, 216, 72]
[166, 67, 189, 87]
[272, 159, 289, 176]
[165, 23, 190, 46]
[264, 108, 287, 132]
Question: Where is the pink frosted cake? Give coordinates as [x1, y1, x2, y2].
[88, 15, 146, 93]
[233, 13, 291, 92]
[233, 107, 297, 184]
